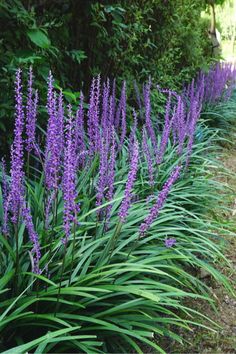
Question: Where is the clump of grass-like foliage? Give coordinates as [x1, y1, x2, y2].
[0, 63, 235, 353]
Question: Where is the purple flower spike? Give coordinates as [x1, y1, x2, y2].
[88, 77, 95, 153]
[106, 80, 116, 130]
[62, 105, 79, 244]
[45, 78, 64, 191]
[108, 93, 115, 131]
[75, 92, 86, 168]
[9, 69, 25, 224]
[143, 79, 158, 154]
[109, 79, 116, 126]
[101, 79, 110, 133]
[139, 165, 181, 236]
[44, 89, 64, 225]
[46, 71, 55, 121]
[128, 109, 138, 157]
[94, 75, 101, 152]
[156, 92, 173, 165]
[105, 127, 116, 225]
[176, 95, 186, 155]
[96, 135, 109, 216]
[142, 128, 154, 187]
[118, 81, 127, 150]
[88, 76, 101, 154]
[134, 80, 143, 117]
[165, 237, 176, 248]
[45, 72, 57, 189]
[22, 203, 41, 273]
[118, 140, 139, 223]
[1, 158, 9, 234]
[26, 67, 38, 153]
[185, 98, 200, 168]
[115, 81, 126, 129]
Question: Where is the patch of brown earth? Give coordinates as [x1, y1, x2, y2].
[172, 149, 236, 354]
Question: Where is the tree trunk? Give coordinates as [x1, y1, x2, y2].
[208, 1, 220, 56]
[210, 1, 216, 35]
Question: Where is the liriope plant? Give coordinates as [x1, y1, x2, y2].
[0, 64, 235, 353]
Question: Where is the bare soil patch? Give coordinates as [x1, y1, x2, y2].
[172, 149, 236, 354]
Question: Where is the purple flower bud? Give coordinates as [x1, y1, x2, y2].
[110, 79, 116, 125]
[88, 76, 101, 155]
[105, 127, 116, 225]
[115, 81, 126, 129]
[118, 81, 127, 150]
[202, 63, 236, 103]
[75, 92, 86, 168]
[143, 79, 158, 153]
[142, 128, 154, 187]
[1, 158, 9, 234]
[185, 98, 200, 168]
[94, 75, 101, 151]
[175, 95, 186, 155]
[96, 135, 109, 216]
[8, 69, 25, 224]
[57, 90, 65, 156]
[45, 76, 64, 191]
[26, 67, 38, 153]
[139, 165, 181, 236]
[108, 93, 115, 131]
[45, 73, 57, 189]
[119, 140, 139, 223]
[101, 79, 110, 133]
[128, 109, 138, 157]
[156, 92, 173, 164]
[165, 237, 176, 248]
[62, 105, 79, 244]
[134, 80, 143, 118]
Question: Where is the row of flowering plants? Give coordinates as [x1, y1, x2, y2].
[0, 63, 235, 353]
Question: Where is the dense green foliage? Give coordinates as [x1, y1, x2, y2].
[0, 67, 235, 351]
[0, 0, 213, 154]
[0, 117, 232, 353]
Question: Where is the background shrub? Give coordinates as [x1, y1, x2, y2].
[0, 0, 213, 155]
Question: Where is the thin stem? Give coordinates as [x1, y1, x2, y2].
[126, 232, 141, 260]
[45, 190, 57, 291]
[54, 244, 67, 316]
[48, 191, 57, 255]
[97, 221, 122, 266]
[35, 279, 40, 313]
[14, 221, 19, 294]
[68, 221, 77, 285]
[106, 221, 123, 263]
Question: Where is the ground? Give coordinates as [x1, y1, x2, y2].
[172, 148, 236, 354]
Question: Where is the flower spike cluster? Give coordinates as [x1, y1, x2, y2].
[8, 68, 25, 224]
[62, 105, 79, 244]
[3, 63, 235, 277]
[139, 165, 181, 236]
[26, 67, 38, 153]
